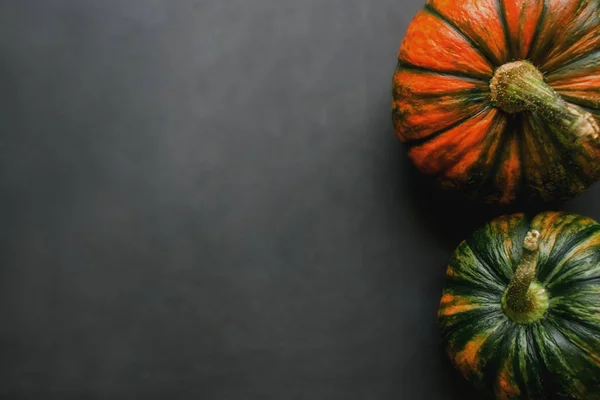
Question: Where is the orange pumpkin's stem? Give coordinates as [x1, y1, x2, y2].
[490, 61, 599, 142]
[501, 230, 549, 325]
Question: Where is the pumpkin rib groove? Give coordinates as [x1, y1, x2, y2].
[483, 325, 518, 397]
[559, 87, 600, 96]
[538, 321, 588, 396]
[406, 88, 487, 99]
[558, 95, 600, 112]
[444, 279, 505, 300]
[545, 48, 600, 80]
[442, 309, 505, 355]
[489, 114, 518, 203]
[393, 85, 487, 100]
[435, 112, 511, 203]
[551, 322, 600, 368]
[550, 308, 600, 338]
[554, 276, 600, 290]
[477, 327, 513, 391]
[520, 115, 560, 201]
[395, 61, 490, 83]
[525, 0, 548, 61]
[440, 308, 503, 339]
[496, 0, 514, 62]
[553, 90, 600, 109]
[464, 241, 512, 289]
[529, 1, 572, 68]
[551, 274, 600, 293]
[468, 212, 529, 284]
[542, 226, 600, 281]
[530, 325, 551, 380]
[514, 113, 528, 202]
[558, 95, 600, 111]
[433, 110, 506, 185]
[532, 114, 592, 190]
[392, 67, 489, 97]
[559, 313, 600, 337]
[540, 234, 600, 287]
[510, 328, 528, 398]
[479, 115, 522, 205]
[423, 4, 499, 68]
[544, 328, 591, 372]
[538, 0, 600, 74]
[546, 48, 600, 81]
[550, 276, 600, 298]
[530, 324, 578, 399]
[523, 326, 545, 398]
[452, 113, 510, 201]
[543, 225, 600, 284]
[444, 306, 503, 327]
[451, 241, 508, 291]
[403, 106, 491, 148]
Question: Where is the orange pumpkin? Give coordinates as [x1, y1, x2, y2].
[392, 0, 600, 205]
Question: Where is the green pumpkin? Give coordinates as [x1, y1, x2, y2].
[439, 211, 600, 399]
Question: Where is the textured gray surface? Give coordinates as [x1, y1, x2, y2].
[1, 1, 599, 399]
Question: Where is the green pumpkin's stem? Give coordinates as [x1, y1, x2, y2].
[501, 230, 549, 324]
[490, 60, 599, 142]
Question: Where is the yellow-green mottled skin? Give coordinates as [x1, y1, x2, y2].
[439, 211, 600, 399]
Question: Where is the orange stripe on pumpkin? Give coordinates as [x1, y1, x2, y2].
[440, 304, 479, 317]
[504, 238, 513, 262]
[439, 294, 480, 317]
[445, 114, 506, 180]
[446, 266, 458, 277]
[408, 109, 498, 175]
[496, 359, 521, 399]
[492, 213, 525, 263]
[551, 70, 600, 91]
[392, 96, 487, 143]
[502, 0, 544, 59]
[393, 69, 486, 96]
[552, 76, 600, 92]
[453, 333, 489, 377]
[427, 0, 508, 64]
[398, 10, 493, 78]
[550, 77, 600, 92]
[444, 118, 506, 180]
[440, 293, 455, 304]
[496, 219, 510, 235]
[532, 210, 562, 233]
[495, 131, 521, 205]
[391, 68, 488, 142]
[531, 211, 566, 257]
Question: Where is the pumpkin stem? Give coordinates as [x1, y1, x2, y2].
[490, 60, 599, 142]
[501, 229, 549, 324]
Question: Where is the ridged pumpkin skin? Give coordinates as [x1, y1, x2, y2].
[392, 0, 600, 205]
[439, 211, 600, 399]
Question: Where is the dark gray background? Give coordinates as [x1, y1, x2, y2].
[1, 1, 599, 399]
